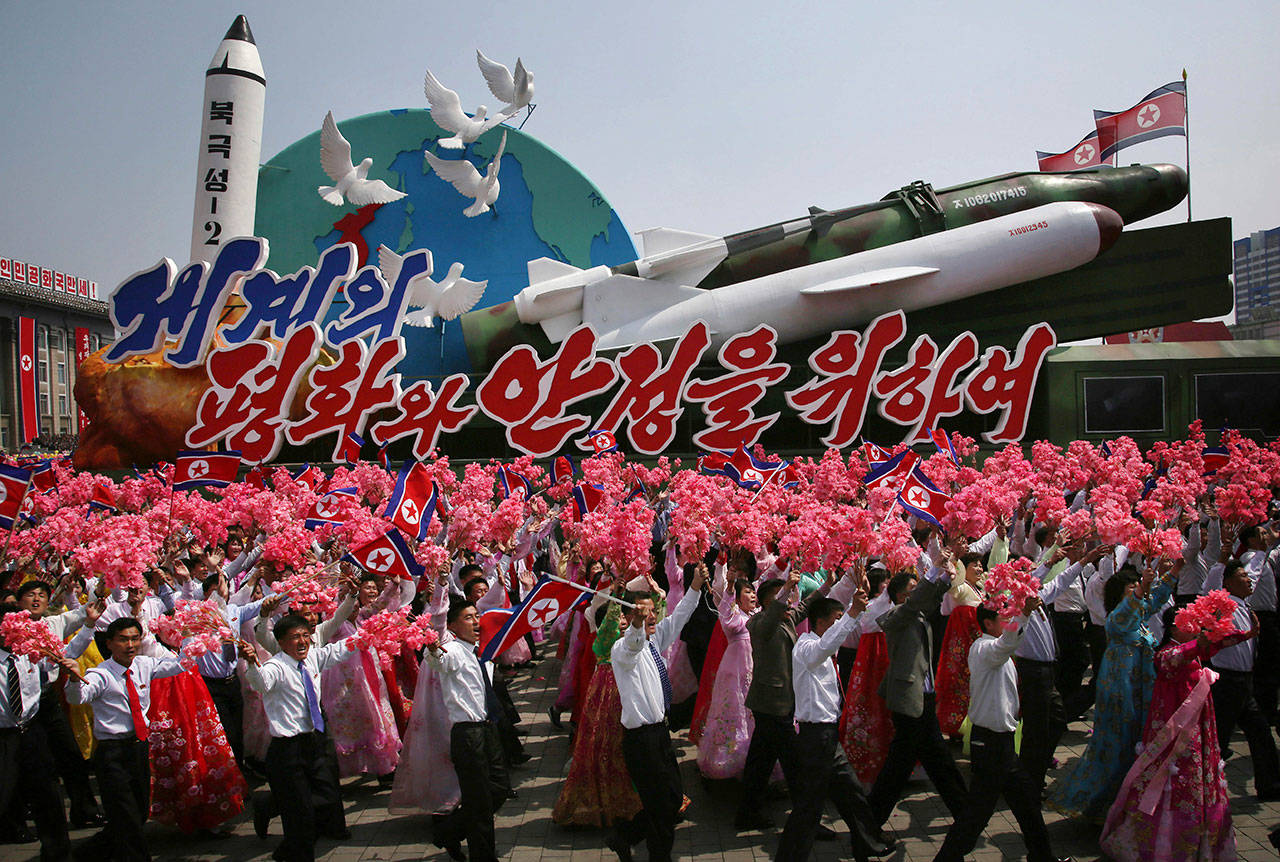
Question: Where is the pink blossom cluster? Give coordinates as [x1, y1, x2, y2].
[275, 569, 339, 616]
[151, 599, 234, 654]
[667, 471, 737, 565]
[576, 498, 655, 579]
[71, 512, 164, 591]
[0, 610, 64, 660]
[414, 541, 450, 576]
[982, 557, 1040, 619]
[346, 606, 439, 653]
[1173, 589, 1240, 642]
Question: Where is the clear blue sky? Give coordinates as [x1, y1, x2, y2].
[1, 1, 1275, 301]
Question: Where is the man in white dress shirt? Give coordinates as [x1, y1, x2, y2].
[14, 579, 105, 828]
[61, 616, 190, 862]
[607, 564, 705, 862]
[426, 598, 512, 862]
[244, 613, 355, 862]
[0, 606, 71, 861]
[777, 571, 891, 862]
[1205, 559, 1280, 799]
[934, 597, 1067, 862]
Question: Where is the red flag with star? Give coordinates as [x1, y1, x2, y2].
[1094, 81, 1186, 161]
[1037, 129, 1114, 172]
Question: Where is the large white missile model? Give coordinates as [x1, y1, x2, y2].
[514, 201, 1123, 351]
[189, 15, 265, 265]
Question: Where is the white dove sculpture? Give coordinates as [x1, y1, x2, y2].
[377, 245, 487, 328]
[476, 50, 534, 119]
[316, 111, 407, 207]
[423, 69, 507, 149]
[423, 130, 506, 218]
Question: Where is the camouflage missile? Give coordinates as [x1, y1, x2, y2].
[460, 163, 1186, 369]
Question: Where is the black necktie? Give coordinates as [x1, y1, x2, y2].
[6, 656, 22, 724]
[474, 650, 502, 722]
[648, 641, 672, 713]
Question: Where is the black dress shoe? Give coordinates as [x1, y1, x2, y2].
[606, 832, 633, 862]
[69, 811, 106, 829]
[815, 823, 838, 841]
[0, 826, 34, 844]
[444, 840, 466, 861]
[547, 705, 564, 729]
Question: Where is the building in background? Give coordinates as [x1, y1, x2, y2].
[1231, 226, 1280, 339]
[0, 255, 112, 451]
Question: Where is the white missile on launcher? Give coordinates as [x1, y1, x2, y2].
[189, 15, 266, 265]
[514, 201, 1122, 351]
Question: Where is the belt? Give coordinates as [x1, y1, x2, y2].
[454, 720, 490, 728]
[202, 673, 238, 683]
[0, 723, 31, 734]
[1014, 657, 1056, 667]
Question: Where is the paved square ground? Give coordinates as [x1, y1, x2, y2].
[10, 651, 1280, 861]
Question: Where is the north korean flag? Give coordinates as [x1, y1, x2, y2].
[551, 454, 576, 485]
[88, 482, 118, 514]
[697, 450, 733, 477]
[497, 465, 532, 500]
[245, 464, 270, 490]
[305, 486, 360, 529]
[341, 432, 365, 465]
[570, 483, 605, 520]
[377, 444, 391, 472]
[1036, 129, 1114, 172]
[383, 461, 438, 541]
[863, 450, 920, 491]
[0, 464, 32, 529]
[343, 528, 425, 581]
[927, 427, 960, 465]
[724, 444, 785, 490]
[860, 440, 894, 467]
[1201, 446, 1230, 476]
[30, 460, 57, 492]
[896, 465, 950, 530]
[479, 576, 595, 662]
[1094, 81, 1187, 160]
[292, 464, 325, 492]
[586, 429, 619, 455]
[173, 450, 242, 490]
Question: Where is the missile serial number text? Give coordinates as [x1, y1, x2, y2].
[951, 187, 1028, 209]
[1008, 220, 1049, 237]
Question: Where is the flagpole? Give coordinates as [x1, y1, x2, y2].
[1183, 68, 1191, 222]
[542, 570, 636, 609]
[748, 464, 781, 504]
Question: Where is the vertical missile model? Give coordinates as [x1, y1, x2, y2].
[189, 15, 265, 265]
[460, 163, 1188, 369]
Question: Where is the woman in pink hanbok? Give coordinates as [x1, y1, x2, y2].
[1099, 611, 1240, 861]
[389, 573, 460, 816]
[321, 574, 407, 778]
[695, 575, 757, 779]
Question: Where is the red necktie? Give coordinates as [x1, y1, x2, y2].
[124, 668, 148, 741]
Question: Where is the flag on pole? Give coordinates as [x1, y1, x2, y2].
[586, 429, 619, 455]
[343, 528, 425, 581]
[497, 465, 532, 500]
[896, 466, 951, 529]
[173, 450, 242, 490]
[570, 483, 605, 520]
[860, 440, 894, 467]
[88, 482, 118, 514]
[305, 487, 360, 529]
[1201, 446, 1230, 476]
[926, 427, 960, 465]
[341, 432, 365, 465]
[551, 454, 576, 485]
[1036, 129, 1114, 172]
[1094, 81, 1187, 161]
[383, 461, 439, 541]
[479, 576, 595, 662]
[863, 450, 920, 490]
[0, 464, 32, 529]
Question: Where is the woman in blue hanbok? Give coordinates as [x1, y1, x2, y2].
[1049, 561, 1177, 822]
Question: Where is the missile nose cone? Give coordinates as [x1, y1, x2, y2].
[1087, 204, 1124, 253]
[224, 14, 255, 44]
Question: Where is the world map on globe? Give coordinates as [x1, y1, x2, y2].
[254, 108, 638, 379]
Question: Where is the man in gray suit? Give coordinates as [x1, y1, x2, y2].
[734, 567, 817, 831]
[867, 567, 968, 827]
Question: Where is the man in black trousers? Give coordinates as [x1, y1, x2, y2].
[607, 564, 705, 862]
[867, 567, 967, 827]
[1, 606, 71, 862]
[935, 599, 1067, 862]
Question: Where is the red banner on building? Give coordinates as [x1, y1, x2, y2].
[75, 327, 91, 432]
[18, 317, 39, 443]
